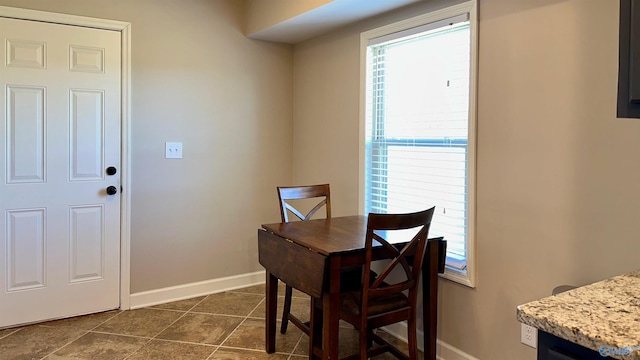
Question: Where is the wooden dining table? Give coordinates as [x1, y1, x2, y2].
[257, 215, 446, 360]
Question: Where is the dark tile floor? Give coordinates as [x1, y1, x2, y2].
[0, 283, 421, 359]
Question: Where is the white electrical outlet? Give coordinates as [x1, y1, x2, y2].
[521, 323, 538, 348]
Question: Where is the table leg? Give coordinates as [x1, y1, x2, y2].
[323, 256, 341, 360]
[309, 297, 323, 360]
[265, 271, 278, 354]
[422, 240, 439, 360]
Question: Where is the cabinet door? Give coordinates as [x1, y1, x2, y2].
[546, 348, 584, 360]
[538, 331, 603, 360]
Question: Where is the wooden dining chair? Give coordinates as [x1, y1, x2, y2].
[339, 207, 435, 360]
[278, 184, 331, 223]
[277, 184, 331, 335]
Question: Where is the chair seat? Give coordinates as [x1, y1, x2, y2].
[340, 289, 409, 317]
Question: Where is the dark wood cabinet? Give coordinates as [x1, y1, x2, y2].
[618, 0, 640, 118]
[537, 331, 604, 360]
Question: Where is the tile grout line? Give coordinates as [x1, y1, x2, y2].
[0, 328, 21, 341]
[208, 292, 272, 359]
[122, 295, 212, 360]
[187, 311, 248, 319]
[289, 332, 306, 360]
[214, 298, 263, 349]
[147, 295, 210, 337]
[127, 307, 189, 358]
[199, 290, 267, 359]
[121, 338, 155, 360]
[84, 330, 153, 340]
[35, 310, 125, 360]
[36, 326, 90, 360]
[79, 309, 125, 333]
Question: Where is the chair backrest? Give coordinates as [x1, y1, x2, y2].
[361, 207, 435, 308]
[277, 184, 331, 222]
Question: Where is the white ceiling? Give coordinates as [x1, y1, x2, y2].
[246, 0, 422, 44]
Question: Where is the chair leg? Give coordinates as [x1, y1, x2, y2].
[280, 285, 293, 334]
[359, 325, 369, 360]
[407, 315, 418, 360]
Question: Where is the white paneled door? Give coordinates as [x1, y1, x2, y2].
[0, 17, 121, 328]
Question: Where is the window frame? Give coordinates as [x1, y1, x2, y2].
[358, 0, 478, 287]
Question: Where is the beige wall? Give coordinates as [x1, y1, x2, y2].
[293, 0, 640, 358]
[3, 0, 639, 357]
[244, 0, 332, 35]
[0, 0, 293, 293]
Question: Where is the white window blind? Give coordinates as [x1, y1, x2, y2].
[364, 19, 471, 272]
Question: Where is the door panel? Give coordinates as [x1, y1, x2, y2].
[6, 86, 45, 183]
[6, 209, 45, 291]
[70, 89, 104, 180]
[6, 39, 45, 69]
[69, 205, 104, 283]
[0, 17, 121, 328]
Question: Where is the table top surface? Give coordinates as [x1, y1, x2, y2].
[262, 214, 441, 257]
[261, 215, 368, 256]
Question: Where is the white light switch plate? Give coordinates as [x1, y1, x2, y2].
[165, 142, 182, 159]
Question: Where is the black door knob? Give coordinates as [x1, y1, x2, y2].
[106, 186, 118, 195]
[106, 166, 117, 176]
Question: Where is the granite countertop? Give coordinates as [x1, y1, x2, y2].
[517, 270, 640, 360]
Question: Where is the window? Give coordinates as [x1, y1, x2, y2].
[360, 2, 477, 287]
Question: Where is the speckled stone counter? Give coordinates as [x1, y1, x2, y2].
[517, 270, 640, 360]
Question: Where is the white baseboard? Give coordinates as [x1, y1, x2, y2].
[436, 340, 480, 360]
[128, 270, 265, 309]
[382, 322, 479, 360]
